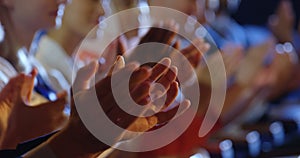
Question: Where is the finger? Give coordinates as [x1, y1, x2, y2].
[102, 79, 151, 112]
[155, 99, 190, 124]
[162, 20, 179, 44]
[56, 91, 68, 99]
[73, 61, 99, 93]
[129, 66, 152, 90]
[162, 81, 179, 110]
[156, 66, 178, 91]
[23, 70, 38, 102]
[139, 27, 176, 45]
[198, 41, 210, 53]
[117, 38, 126, 56]
[162, 29, 177, 45]
[182, 39, 203, 55]
[188, 51, 201, 68]
[109, 62, 140, 89]
[148, 58, 171, 82]
[150, 81, 179, 112]
[99, 81, 150, 117]
[171, 40, 181, 50]
[130, 81, 151, 105]
[169, 41, 181, 60]
[108, 56, 126, 76]
[29, 68, 38, 77]
[139, 27, 162, 44]
[96, 63, 140, 103]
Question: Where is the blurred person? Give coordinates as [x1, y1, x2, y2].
[233, 0, 279, 45]
[0, 69, 67, 150]
[203, 0, 248, 49]
[148, 0, 198, 16]
[2, 57, 190, 158]
[0, 0, 69, 102]
[0, 0, 67, 72]
[132, 0, 286, 157]
[0, 0, 195, 157]
[110, 0, 141, 52]
[35, 0, 105, 92]
[234, 0, 298, 101]
[0, 0, 69, 150]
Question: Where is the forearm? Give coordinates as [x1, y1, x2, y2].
[47, 129, 103, 158]
[221, 83, 269, 125]
[0, 127, 19, 150]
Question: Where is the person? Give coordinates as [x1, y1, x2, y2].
[0, 0, 67, 72]
[0, 69, 67, 150]
[0, 0, 69, 150]
[109, 0, 141, 52]
[234, 0, 298, 100]
[0, 0, 68, 102]
[122, 0, 283, 157]
[35, 0, 106, 92]
[202, 0, 248, 49]
[2, 57, 190, 158]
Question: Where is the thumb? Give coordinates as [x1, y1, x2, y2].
[22, 69, 37, 103]
[107, 56, 125, 76]
[72, 61, 99, 93]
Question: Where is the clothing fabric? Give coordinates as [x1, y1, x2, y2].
[0, 57, 18, 91]
[0, 56, 49, 105]
[205, 15, 248, 49]
[35, 35, 73, 92]
[0, 132, 56, 158]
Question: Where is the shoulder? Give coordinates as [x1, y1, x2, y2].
[36, 36, 66, 59]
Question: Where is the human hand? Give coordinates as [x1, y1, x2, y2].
[139, 21, 179, 46]
[95, 38, 124, 82]
[268, 0, 295, 42]
[266, 51, 295, 99]
[126, 21, 179, 63]
[221, 43, 244, 79]
[0, 70, 68, 149]
[0, 71, 35, 142]
[47, 57, 190, 157]
[235, 39, 274, 86]
[179, 38, 210, 68]
[170, 38, 210, 87]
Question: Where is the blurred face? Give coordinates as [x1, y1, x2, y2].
[149, 0, 197, 16]
[63, 0, 105, 37]
[111, 0, 140, 30]
[9, 0, 65, 30]
[112, 0, 138, 12]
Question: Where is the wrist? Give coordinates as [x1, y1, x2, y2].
[49, 124, 107, 158]
[50, 131, 100, 158]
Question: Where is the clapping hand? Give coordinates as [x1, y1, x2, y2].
[0, 69, 68, 149]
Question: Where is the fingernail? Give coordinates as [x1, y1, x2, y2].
[116, 56, 125, 69]
[160, 58, 171, 67]
[171, 66, 178, 75]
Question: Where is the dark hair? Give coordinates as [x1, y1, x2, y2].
[233, 0, 281, 26]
